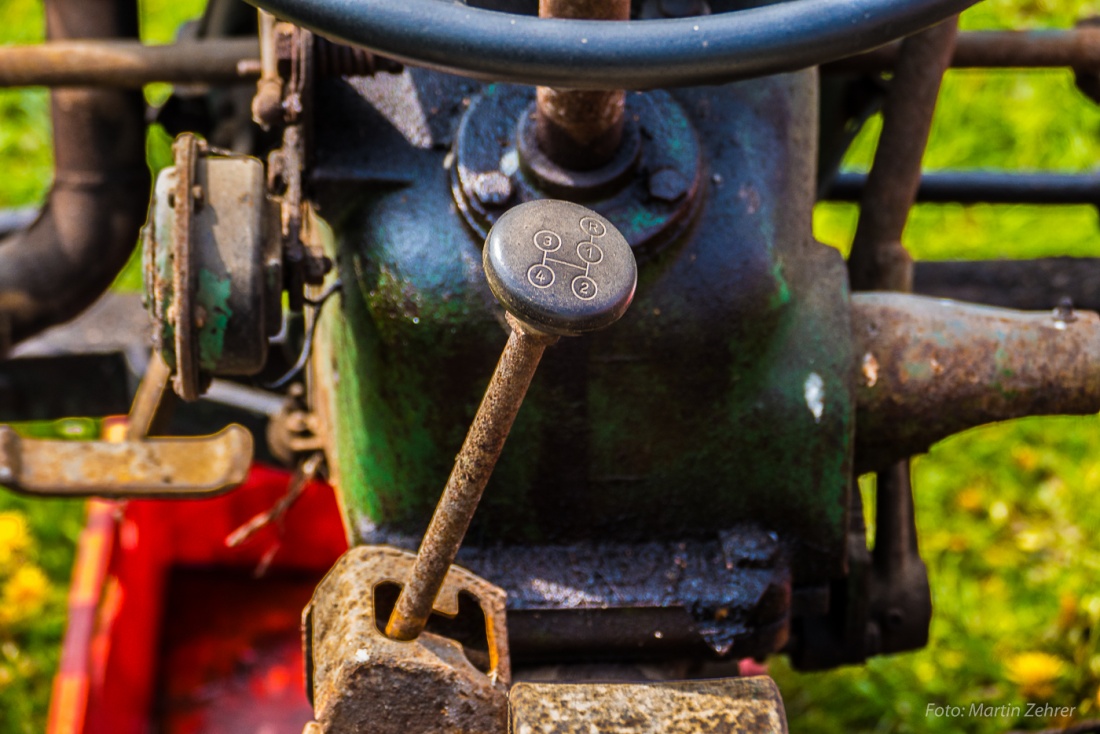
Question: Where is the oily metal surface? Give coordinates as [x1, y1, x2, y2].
[454, 84, 703, 259]
[305, 545, 509, 734]
[315, 67, 854, 583]
[458, 526, 791, 660]
[509, 676, 788, 733]
[853, 293, 1100, 471]
[0, 424, 252, 498]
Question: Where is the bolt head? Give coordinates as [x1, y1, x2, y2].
[483, 200, 636, 337]
[471, 171, 513, 207]
[648, 168, 688, 202]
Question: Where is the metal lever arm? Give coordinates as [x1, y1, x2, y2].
[386, 200, 636, 641]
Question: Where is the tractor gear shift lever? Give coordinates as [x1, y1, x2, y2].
[385, 200, 636, 641]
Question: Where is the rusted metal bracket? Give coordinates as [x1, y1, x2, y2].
[509, 677, 789, 733]
[303, 545, 510, 733]
[0, 355, 253, 498]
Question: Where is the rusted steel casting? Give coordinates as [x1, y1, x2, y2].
[0, 0, 149, 349]
[853, 293, 1100, 472]
[0, 38, 259, 88]
[534, 0, 630, 170]
[847, 17, 958, 292]
[385, 318, 557, 642]
[825, 28, 1100, 74]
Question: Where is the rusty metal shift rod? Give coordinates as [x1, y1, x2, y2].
[385, 200, 637, 641]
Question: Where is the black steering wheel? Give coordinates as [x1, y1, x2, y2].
[245, 0, 976, 90]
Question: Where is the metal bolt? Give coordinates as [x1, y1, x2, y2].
[471, 171, 514, 207]
[648, 168, 689, 202]
[385, 200, 637, 641]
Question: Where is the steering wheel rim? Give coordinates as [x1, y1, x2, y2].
[245, 0, 976, 90]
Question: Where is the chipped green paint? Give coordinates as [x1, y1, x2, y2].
[768, 262, 792, 310]
[314, 69, 852, 580]
[626, 203, 666, 232]
[196, 269, 232, 371]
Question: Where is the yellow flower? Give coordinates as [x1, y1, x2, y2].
[1011, 445, 1039, 471]
[1, 565, 49, 624]
[1006, 652, 1066, 699]
[955, 486, 984, 513]
[0, 512, 30, 571]
[1057, 594, 1079, 632]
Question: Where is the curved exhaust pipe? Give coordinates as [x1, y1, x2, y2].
[0, 0, 149, 349]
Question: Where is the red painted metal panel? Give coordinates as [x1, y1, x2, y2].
[49, 463, 347, 733]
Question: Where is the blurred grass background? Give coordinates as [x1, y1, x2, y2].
[1, 0, 1100, 731]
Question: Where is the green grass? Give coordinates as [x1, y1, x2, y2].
[778, 1, 1100, 731]
[2, 0, 1100, 732]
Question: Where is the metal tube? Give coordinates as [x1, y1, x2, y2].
[0, 38, 259, 88]
[535, 0, 629, 170]
[826, 170, 1100, 205]
[0, 0, 150, 349]
[853, 293, 1100, 472]
[824, 28, 1100, 73]
[243, 0, 978, 90]
[847, 17, 958, 292]
[385, 320, 556, 642]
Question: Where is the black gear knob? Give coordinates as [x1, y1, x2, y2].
[483, 200, 637, 336]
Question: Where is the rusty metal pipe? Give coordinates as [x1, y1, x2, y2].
[0, 0, 150, 349]
[847, 17, 958, 292]
[824, 28, 1100, 73]
[853, 293, 1100, 472]
[385, 320, 556, 641]
[535, 0, 630, 171]
[0, 38, 259, 88]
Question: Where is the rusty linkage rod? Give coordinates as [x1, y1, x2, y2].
[384, 316, 557, 642]
[846, 17, 957, 660]
[825, 27, 1100, 73]
[534, 0, 630, 170]
[0, 36, 400, 89]
[0, 37, 259, 88]
[0, 0, 149, 350]
[847, 17, 958, 292]
[3, 28, 1099, 90]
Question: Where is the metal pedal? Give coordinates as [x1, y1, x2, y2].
[0, 354, 253, 497]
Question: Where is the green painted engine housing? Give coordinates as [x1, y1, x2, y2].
[312, 67, 853, 581]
